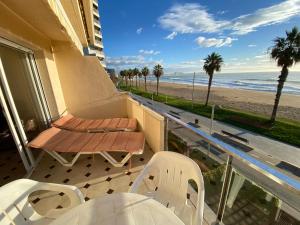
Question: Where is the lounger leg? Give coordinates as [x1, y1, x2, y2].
[98, 152, 134, 168]
[45, 151, 81, 167]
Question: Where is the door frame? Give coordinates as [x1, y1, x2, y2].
[0, 37, 51, 172]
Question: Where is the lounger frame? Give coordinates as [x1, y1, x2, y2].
[44, 147, 144, 168]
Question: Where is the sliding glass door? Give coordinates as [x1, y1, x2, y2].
[0, 39, 50, 172]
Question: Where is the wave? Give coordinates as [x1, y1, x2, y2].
[148, 74, 300, 95]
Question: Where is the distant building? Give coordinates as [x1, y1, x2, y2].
[81, 0, 106, 68]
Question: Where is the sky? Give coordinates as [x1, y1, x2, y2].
[100, 0, 300, 74]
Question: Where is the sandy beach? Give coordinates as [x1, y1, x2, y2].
[139, 81, 300, 121]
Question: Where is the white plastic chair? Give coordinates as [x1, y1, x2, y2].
[0, 179, 84, 225]
[129, 151, 205, 225]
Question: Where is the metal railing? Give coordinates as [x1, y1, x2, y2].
[129, 93, 300, 224]
[164, 113, 300, 194]
[164, 112, 300, 224]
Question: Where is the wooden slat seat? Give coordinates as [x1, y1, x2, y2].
[28, 127, 145, 167]
[52, 114, 138, 132]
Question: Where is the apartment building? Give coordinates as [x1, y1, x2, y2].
[81, 0, 106, 67]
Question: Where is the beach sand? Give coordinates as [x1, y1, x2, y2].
[139, 81, 300, 121]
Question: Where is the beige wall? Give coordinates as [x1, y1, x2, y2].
[0, 2, 51, 50]
[72, 94, 128, 119]
[0, 1, 68, 120]
[60, 0, 87, 47]
[127, 97, 165, 153]
[35, 50, 66, 119]
[53, 44, 117, 115]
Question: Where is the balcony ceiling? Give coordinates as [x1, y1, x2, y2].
[1, 0, 74, 42]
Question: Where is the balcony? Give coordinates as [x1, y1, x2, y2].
[1, 97, 299, 224]
[94, 39, 104, 49]
[93, 0, 98, 7]
[93, 7, 99, 17]
[95, 32, 102, 40]
[94, 20, 101, 29]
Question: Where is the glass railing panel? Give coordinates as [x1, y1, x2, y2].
[167, 120, 227, 222]
[165, 114, 300, 225]
[223, 170, 300, 225]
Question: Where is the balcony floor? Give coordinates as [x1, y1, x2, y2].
[29, 145, 152, 202]
[27, 146, 211, 225]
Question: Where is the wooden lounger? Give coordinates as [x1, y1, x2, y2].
[52, 114, 137, 132]
[28, 127, 145, 167]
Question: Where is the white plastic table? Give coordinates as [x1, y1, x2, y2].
[50, 192, 185, 225]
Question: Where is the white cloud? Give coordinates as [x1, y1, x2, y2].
[106, 55, 163, 70]
[165, 32, 177, 40]
[164, 59, 205, 73]
[248, 44, 257, 47]
[136, 27, 143, 34]
[159, 4, 229, 34]
[230, 0, 300, 35]
[139, 49, 160, 55]
[255, 54, 267, 59]
[195, 36, 237, 48]
[158, 1, 300, 36]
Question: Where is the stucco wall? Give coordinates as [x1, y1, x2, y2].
[127, 97, 165, 153]
[34, 50, 67, 119]
[53, 45, 118, 115]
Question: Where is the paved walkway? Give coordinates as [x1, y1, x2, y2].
[131, 93, 300, 181]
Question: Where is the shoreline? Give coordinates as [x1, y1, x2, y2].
[140, 81, 300, 121]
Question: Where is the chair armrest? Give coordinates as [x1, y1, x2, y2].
[33, 182, 85, 218]
[129, 166, 150, 193]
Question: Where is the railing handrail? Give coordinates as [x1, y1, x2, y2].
[163, 112, 300, 194]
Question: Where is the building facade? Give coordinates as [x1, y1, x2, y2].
[81, 0, 106, 67]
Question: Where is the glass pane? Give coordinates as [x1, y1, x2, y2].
[0, 44, 46, 141]
[223, 170, 300, 225]
[168, 119, 226, 222]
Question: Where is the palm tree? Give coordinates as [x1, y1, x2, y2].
[141, 67, 150, 91]
[133, 68, 139, 87]
[120, 70, 127, 86]
[203, 52, 223, 106]
[269, 26, 300, 123]
[127, 69, 134, 87]
[138, 71, 142, 87]
[153, 64, 163, 95]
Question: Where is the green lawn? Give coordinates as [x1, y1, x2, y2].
[120, 85, 300, 147]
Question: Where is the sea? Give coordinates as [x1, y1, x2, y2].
[147, 71, 300, 96]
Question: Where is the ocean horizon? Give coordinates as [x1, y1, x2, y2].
[146, 71, 300, 96]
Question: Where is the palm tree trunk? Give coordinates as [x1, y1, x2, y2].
[156, 77, 159, 95]
[205, 75, 213, 106]
[270, 66, 288, 123]
[135, 76, 137, 87]
[144, 77, 147, 91]
[125, 77, 128, 86]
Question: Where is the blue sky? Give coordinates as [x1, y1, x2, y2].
[101, 0, 300, 73]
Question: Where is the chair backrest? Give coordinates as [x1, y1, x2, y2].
[132, 151, 205, 225]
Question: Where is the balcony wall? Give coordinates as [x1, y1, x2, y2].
[127, 98, 165, 153]
[53, 44, 117, 113]
[0, 1, 67, 118]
